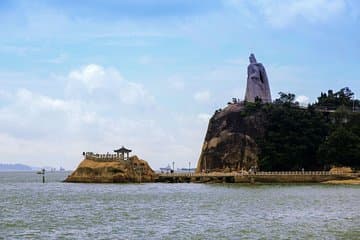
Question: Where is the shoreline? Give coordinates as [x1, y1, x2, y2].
[321, 178, 360, 185]
[155, 172, 360, 184]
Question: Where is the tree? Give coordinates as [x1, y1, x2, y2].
[257, 104, 328, 171]
[254, 88, 360, 171]
[337, 87, 354, 106]
[274, 92, 299, 107]
[316, 87, 355, 109]
[318, 126, 360, 168]
[333, 105, 351, 125]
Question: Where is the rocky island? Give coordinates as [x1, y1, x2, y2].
[65, 147, 155, 183]
[196, 54, 360, 174]
[196, 53, 270, 173]
[196, 102, 262, 173]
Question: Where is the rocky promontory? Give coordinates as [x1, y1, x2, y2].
[65, 154, 155, 183]
[196, 102, 265, 173]
[197, 88, 360, 173]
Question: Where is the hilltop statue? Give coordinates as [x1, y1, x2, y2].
[244, 53, 271, 103]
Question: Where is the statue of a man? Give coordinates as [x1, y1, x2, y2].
[244, 53, 271, 103]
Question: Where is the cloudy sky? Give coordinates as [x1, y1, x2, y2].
[0, 0, 359, 170]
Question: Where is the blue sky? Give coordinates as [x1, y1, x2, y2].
[0, 0, 359, 170]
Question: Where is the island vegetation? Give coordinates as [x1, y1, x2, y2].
[248, 87, 360, 171]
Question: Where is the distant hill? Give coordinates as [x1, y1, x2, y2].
[0, 163, 33, 171]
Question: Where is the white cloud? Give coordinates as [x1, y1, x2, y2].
[0, 89, 94, 137]
[119, 82, 150, 105]
[254, 0, 346, 28]
[68, 64, 107, 92]
[0, 65, 209, 170]
[194, 90, 211, 103]
[16, 88, 69, 111]
[0, 87, 157, 169]
[0, 64, 160, 169]
[296, 95, 310, 106]
[66, 64, 154, 105]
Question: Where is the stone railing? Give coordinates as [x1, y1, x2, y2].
[158, 171, 359, 177]
[254, 171, 356, 175]
[315, 106, 360, 113]
[84, 152, 125, 162]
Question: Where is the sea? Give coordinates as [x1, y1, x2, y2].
[0, 171, 359, 240]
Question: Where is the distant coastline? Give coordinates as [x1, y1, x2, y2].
[0, 163, 32, 171]
[0, 163, 66, 172]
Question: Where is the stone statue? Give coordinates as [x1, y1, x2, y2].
[244, 53, 271, 103]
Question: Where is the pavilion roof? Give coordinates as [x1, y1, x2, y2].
[114, 146, 132, 153]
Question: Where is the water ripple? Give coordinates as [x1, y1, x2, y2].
[0, 172, 359, 239]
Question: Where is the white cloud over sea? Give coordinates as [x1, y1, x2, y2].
[0, 64, 207, 170]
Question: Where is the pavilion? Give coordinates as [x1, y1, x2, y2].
[114, 146, 132, 160]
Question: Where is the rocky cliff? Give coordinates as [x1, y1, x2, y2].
[65, 155, 155, 183]
[196, 103, 265, 173]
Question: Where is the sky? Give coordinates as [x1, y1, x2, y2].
[0, 0, 359, 170]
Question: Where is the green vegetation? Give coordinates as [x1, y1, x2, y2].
[252, 87, 360, 171]
[316, 87, 359, 110]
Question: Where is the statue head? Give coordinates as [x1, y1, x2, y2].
[249, 53, 257, 64]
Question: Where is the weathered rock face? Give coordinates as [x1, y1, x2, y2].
[196, 103, 266, 173]
[65, 155, 155, 183]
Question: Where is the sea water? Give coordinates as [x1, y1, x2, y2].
[0, 172, 359, 239]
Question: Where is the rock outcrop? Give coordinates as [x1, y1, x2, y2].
[196, 103, 266, 173]
[65, 155, 155, 183]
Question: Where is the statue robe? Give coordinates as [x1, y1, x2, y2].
[245, 62, 271, 103]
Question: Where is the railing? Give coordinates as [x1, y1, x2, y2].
[85, 152, 119, 158]
[84, 152, 129, 162]
[315, 106, 360, 113]
[256, 171, 330, 175]
[158, 171, 358, 177]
